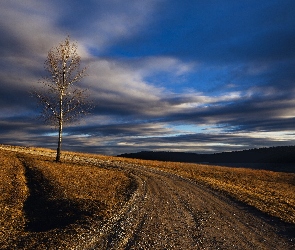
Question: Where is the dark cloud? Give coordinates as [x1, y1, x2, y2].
[0, 1, 294, 155]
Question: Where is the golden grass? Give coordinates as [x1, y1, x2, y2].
[0, 151, 28, 248]
[31, 157, 131, 216]
[0, 148, 132, 247]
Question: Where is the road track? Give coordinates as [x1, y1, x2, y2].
[85, 163, 294, 249]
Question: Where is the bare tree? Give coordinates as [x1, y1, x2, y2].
[33, 37, 91, 162]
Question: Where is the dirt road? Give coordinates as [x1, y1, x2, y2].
[83, 162, 294, 249]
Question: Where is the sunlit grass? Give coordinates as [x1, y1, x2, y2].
[0, 151, 28, 248]
[31, 157, 131, 216]
[0, 147, 132, 247]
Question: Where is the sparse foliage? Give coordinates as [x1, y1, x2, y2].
[33, 37, 91, 162]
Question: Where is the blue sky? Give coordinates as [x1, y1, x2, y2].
[0, 0, 295, 155]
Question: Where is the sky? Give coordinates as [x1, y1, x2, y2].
[0, 0, 295, 155]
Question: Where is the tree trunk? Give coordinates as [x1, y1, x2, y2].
[56, 88, 64, 162]
[56, 118, 62, 162]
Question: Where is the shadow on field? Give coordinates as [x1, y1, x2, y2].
[23, 164, 83, 232]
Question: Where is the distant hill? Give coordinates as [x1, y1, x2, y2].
[118, 146, 295, 172]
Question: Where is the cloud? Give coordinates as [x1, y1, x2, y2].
[81, 56, 196, 119]
[0, 1, 295, 155]
[54, 0, 161, 53]
[0, 1, 63, 55]
[133, 56, 196, 76]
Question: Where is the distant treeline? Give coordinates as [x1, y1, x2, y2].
[118, 146, 295, 164]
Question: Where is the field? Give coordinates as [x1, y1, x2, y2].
[0, 145, 294, 248]
[0, 146, 133, 248]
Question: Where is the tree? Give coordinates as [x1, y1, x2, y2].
[33, 37, 91, 162]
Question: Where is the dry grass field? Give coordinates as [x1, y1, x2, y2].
[0, 146, 132, 248]
[0, 144, 294, 248]
[0, 150, 28, 248]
